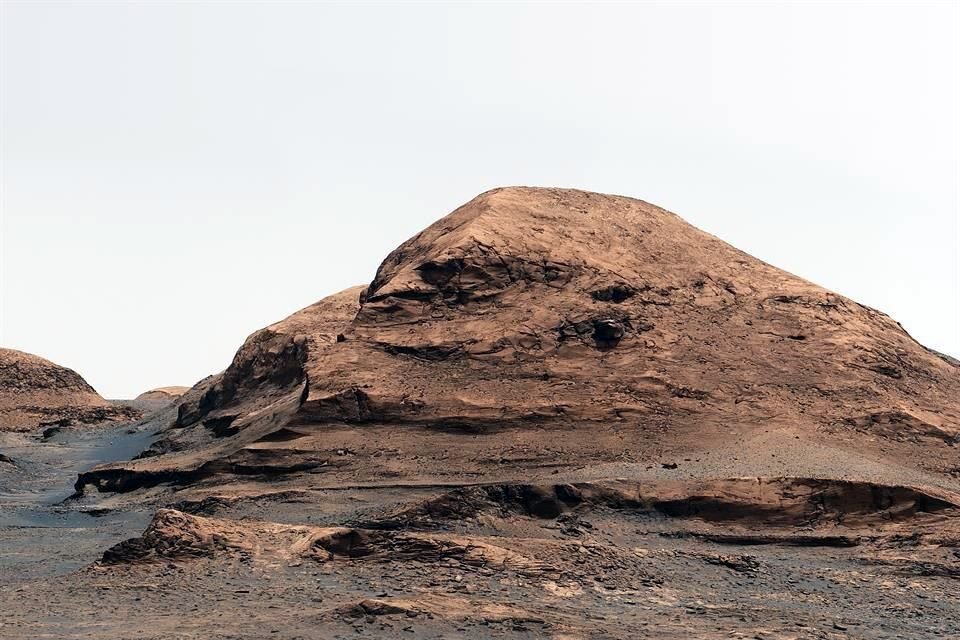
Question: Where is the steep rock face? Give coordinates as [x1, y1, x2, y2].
[176, 285, 366, 426]
[0, 348, 139, 432]
[79, 187, 960, 492]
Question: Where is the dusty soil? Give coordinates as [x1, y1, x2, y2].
[1, 187, 959, 639]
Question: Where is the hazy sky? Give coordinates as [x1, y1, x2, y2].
[1, 1, 958, 399]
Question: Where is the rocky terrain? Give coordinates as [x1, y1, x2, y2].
[0, 347, 139, 432]
[1, 187, 958, 639]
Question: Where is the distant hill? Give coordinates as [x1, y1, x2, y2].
[0, 347, 139, 432]
[134, 386, 190, 403]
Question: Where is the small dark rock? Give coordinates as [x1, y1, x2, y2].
[592, 319, 625, 349]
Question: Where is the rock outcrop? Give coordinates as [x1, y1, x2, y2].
[0, 348, 139, 432]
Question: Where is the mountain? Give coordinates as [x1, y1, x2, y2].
[79, 186, 959, 493]
[0, 347, 139, 432]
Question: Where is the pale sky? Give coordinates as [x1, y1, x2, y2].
[1, 1, 957, 399]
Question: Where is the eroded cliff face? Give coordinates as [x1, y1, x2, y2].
[78, 187, 959, 493]
[0, 348, 139, 432]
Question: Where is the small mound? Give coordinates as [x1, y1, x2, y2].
[81, 187, 960, 499]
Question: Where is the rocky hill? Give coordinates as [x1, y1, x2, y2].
[0, 348, 139, 432]
[79, 187, 959, 493]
